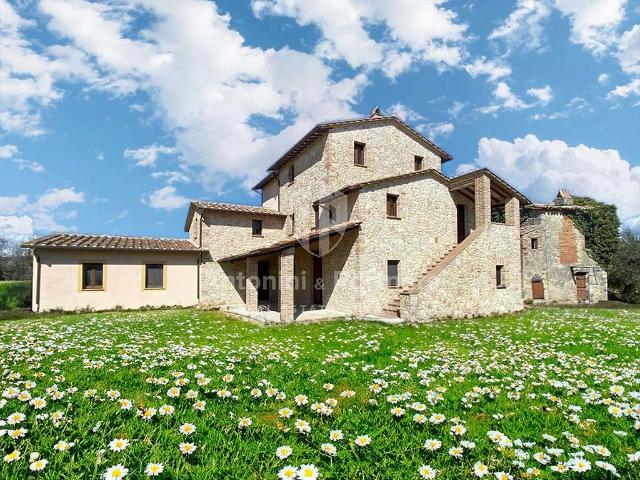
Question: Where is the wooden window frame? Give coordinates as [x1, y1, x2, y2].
[530, 238, 539, 250]
[313, 204, 319, 229]
[496, 265, 505, 289]
[414, 155, 424, 171]
[386, 193, 399, 219]
[387, 260, 400, 288]
[78, 261, 107, 292]
[354, 141, 366, 166]
[289, 213, 295, 235]
[287, 164, 295, 184]
[142, 261, 167, 291]
[252, 219, 263, 237]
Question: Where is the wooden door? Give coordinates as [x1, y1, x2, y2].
[575, 273, 587, 301]
[312, 255, 323, 306]
[532, 280, 544, 299]
[456, 204, 466, 243]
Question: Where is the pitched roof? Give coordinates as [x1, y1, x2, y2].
[253, 114, 452, 190]
[183, 200, 286, 232]
[449, 168, 530, 204]
[218, 221, 362, 262]
[21, 234, 200, 252]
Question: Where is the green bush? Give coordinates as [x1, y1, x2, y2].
[0, 281, 31, 310]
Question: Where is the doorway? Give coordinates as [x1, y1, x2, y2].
[312, 255, 323, 306]
[257, 260, 270, 302]
[456, 204, 466, 243]
[575, 273, 587, 302]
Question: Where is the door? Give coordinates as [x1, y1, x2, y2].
[312, 255, 323, 306]
[575, 273, 587, 302]
[532, 280, 544, 299]
[456, 204, 466, 243]
[258, 260, 270, 302]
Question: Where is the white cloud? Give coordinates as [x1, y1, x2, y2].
[526, 85, 553, 105]
[151, 170, 191, 184]
[124, 144, 176, 167]
[617, 24, 640, 76]
[0, 0, 98, 136]
[0, 194, 28, 214]
[607, 79, 640, 99]
[0, 188, 85, 239]
[463, 56, 512, 83]
[598, 73, 609, 85]
[0, 215, 34, 237]
[417, 121, 454, 140]
[448, 101, 466, 118]
[0, 143, 44, 172]
[143, 186, 189, 210]
[39, 0, 368, 191]
[488, 0, 552, 53]
[478, 82, 531, 114]
[34, 187, 84, 210]
[387, 103, 423, 122]
[459, 134, 640, 227]
[252, 0, 468, 78]
[553, 0, 627, 56]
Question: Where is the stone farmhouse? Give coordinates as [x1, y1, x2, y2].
[521, 190, 608, 304]
[21, 109, 606, 320]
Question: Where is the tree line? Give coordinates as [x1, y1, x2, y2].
[0, 237, 32, 281]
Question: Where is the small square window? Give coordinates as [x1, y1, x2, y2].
[386, 194, 399, 218]
[82, 263, 103, 290]
[496, 265, 505, 288]
[387, 260, 399, 287]
[145, 263, 164, 289]
[414, 155, 424, 171]
[354, 142, 365, 166]
[252, 219, 263, 236]
[531, 238, 539, 249]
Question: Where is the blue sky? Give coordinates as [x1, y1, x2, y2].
[1, 0, 639, 240]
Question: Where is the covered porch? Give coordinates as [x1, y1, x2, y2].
[219, 222, 361, 323]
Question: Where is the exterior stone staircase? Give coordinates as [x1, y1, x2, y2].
[382, 228, 484, 317]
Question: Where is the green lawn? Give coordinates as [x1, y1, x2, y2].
[0, 308, 639, 479]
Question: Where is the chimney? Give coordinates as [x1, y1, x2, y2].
[369, 106, 383, 118]
[553, 189, 573, 206]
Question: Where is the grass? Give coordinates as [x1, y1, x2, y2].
[0, 307, 639, 479]
[0, 281, 31, 310]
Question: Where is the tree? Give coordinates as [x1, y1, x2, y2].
[570, 197, 620, 272]
[609, 230, 640, 303]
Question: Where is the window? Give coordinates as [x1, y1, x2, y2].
[354, 141, 365, 166]
[496, 265, 505, 288]
[328, 205, 336, 224]
[287, 164, 295, 183]
[313, 204, 319, 229]
[290, 213, 295, 235]
[82, 263, 104, 290]
[387, 260, 400, 287]
[386, 194, 399, 218]
[531, 238, 539, 249]
[252, 219, 263, 236]
[414, 155, 424, 171]
[145, 263, 165, 289]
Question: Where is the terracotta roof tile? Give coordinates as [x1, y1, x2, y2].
[21, 234, 200, 252]
[191, 201, 285, 216]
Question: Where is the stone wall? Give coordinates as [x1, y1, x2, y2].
[521, 211, 607, 303]
[191, 209, 286, 307]
[401, 224, 523, 322]
[351, 175, 458, 314]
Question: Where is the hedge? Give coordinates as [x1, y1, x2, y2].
[0, 281, 32, 310]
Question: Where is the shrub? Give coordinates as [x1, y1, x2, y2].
[0, 281, 32, 310]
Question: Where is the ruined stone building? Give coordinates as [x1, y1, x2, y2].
[521, 191, 608, 304]
[22, 109, 607, 319]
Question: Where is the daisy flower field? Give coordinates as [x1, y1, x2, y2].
[0, 307, 639, 479]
